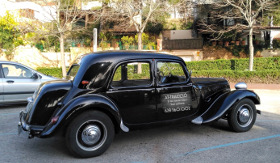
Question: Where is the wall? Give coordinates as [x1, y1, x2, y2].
[70, 47, 92, 63]
[2, 46, 71, 69]
[162, 30, 195, 40]
[261, 49, 280, 57]
[170, 30, 194, 40]
[164, 50, 203, 61]
[1, 46, 101, 69]
[6, 46, 98, 68]
[271, 30, 280, 40]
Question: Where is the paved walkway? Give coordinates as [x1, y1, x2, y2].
[230, 83, 280, 90]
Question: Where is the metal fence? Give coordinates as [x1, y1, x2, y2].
[162, 39, 203, 50]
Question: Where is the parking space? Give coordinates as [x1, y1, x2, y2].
[0, 90, 279, 162]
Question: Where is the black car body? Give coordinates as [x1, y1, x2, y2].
[18, 51, 260, 157]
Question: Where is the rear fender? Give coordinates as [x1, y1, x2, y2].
[40, 94, 126, 137]
[192, 90, 260, 124]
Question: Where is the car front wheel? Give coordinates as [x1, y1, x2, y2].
[65, 111, 115, 158]
[228, 99, 257, 132]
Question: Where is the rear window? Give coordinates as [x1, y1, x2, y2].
[67, 64, 80, 80]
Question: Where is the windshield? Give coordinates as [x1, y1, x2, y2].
[66, 64, 80, 80]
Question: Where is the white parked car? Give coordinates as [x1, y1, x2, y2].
[0, 61, 56, 104]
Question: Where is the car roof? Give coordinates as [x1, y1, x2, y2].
[72, 51, 185, 88]
[81, 51, 183, 64]
[0, 61, 35, 69]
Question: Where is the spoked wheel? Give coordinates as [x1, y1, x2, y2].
[66, 111, 115, 158]
[228, 99, 257, 132]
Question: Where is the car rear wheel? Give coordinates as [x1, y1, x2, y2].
[228, 99, 256, 132]
[65, 111, 115, 158]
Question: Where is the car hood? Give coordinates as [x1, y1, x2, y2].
[192, 78, 230, 101]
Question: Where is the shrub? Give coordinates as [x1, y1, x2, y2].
[121, 36, 135, 47]
[273, 40, 280, 49]
[192, 70, 280, 84]
[36, 67, 63, 78]
[186, 57, 280, 71]
[99, 41, 110, 50]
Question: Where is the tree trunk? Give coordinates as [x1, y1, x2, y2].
[138, 32, 142, 50]
[137, 32, 142, 73]
[249, 27, 254, 71]
[60, 34, 67, 78]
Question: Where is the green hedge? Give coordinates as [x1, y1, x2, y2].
[192, 70, 280, 84]
[186, 57, 280, 71]
[36, 67, 63, 78]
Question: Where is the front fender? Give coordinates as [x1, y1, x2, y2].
[40, 94, 122, 137]
[192, 90, 260, 124]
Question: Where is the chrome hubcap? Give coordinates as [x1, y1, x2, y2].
[239, 108, 250, 123]
[237, 104, 253, 127]
[81, 125, 101, 146]
[76, 120, 107, 152]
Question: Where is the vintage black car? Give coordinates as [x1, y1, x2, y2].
[18, 51, 260, 158]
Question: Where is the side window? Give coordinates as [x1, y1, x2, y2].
[157, 61, 187, 84]
[112, 62, 151, 87]
[2, 64, 33, 78]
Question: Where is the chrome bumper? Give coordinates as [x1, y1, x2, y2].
[18, 111, 30, 135]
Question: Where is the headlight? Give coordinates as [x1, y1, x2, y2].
[235, 82, 247, 90]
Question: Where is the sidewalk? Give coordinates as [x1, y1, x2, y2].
[230, 83, 280, 90]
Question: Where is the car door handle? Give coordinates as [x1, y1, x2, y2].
[6, 80, 14, 84]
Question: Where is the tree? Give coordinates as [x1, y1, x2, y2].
[30, 0, 100, 77]
[0, 12, 23, 60]
[109, 0, 163, 50]
[106, 0, 191, 50]
[199, 0, 275, 71]
[262, 2, 280, 26]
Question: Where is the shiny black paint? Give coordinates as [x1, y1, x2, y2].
[20, 51, 260, 138]
[105, 59, 157, 124]
[155, 59, 198, 121]
[40, 94, 121, 137]
[191, 78, 231, 114]
[156, 85, 198, 121]
[202, 90, 260, 123]
[25, 80, 72, 125]
[106, 87, 157, 124]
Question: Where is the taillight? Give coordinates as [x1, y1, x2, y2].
[81, 80, 89, 85]
[51, 116, 59, 124]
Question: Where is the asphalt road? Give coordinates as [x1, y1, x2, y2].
[0, 89, 279, 163]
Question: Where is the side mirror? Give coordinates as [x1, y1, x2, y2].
[31, 73, 39, 79]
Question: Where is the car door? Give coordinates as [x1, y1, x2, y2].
[1, 63, 41, 102]
[106, 60, 157, 125]
[155, 60, 198, 121]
